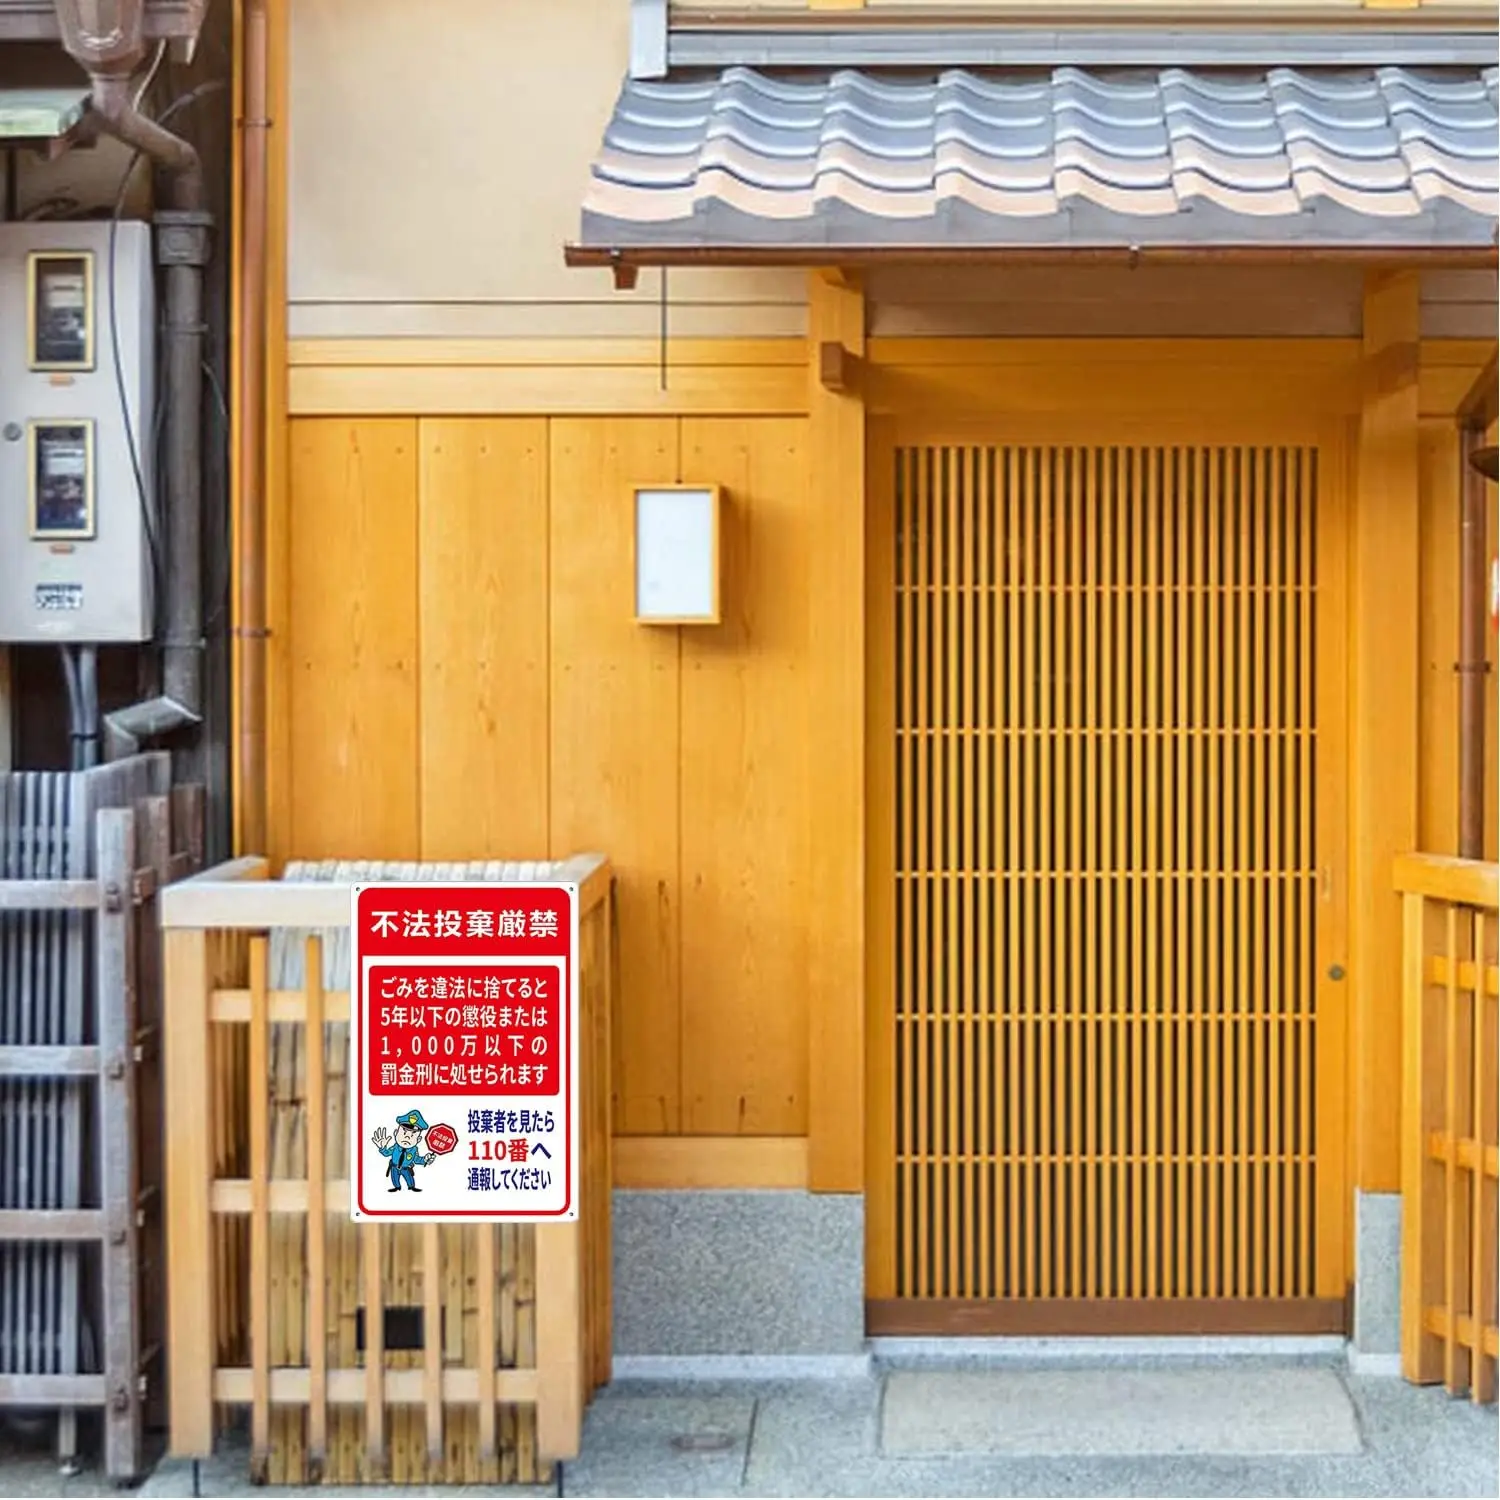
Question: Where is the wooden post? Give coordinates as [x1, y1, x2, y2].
[1401, 890, 1446, 1382]
[304, 936, 328, 1475]
[135, 794, 172, 1435]
[163, 921, 216, 1456]
[534, 1222, 582, 1460]
[807, 268, 867, 1193]
[1353, 270, 1422, 1194]
[96, 808, 142, 1481]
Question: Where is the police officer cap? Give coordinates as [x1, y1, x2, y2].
[396, 1109, 429, 1131]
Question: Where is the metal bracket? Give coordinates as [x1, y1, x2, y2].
[152, 209, 213, 268]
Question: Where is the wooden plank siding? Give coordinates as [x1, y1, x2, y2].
[280, 412, 819, 1144]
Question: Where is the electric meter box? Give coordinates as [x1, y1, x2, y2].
[0, 221, 155, 643]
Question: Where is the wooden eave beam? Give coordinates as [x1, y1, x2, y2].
[570, 243, 1500, 272]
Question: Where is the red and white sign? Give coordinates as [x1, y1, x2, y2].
[350, 882, 578, 1222]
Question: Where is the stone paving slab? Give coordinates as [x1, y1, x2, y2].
[0, 1360, 1493, 1498]
[880, 1366, 1364, 1457]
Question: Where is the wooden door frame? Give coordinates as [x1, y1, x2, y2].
[862, 408, 1354, 1333]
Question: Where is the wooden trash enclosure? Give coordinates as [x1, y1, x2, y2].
[1397, 852, 1499, 1405]
[0, 755, 204, 1481]
[160, 855, 615, 1485]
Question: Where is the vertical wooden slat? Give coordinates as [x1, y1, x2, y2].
[1005, 445, 1022, 1301]
[1082, 448, 1100, 1302]
[945, 446, 963, 1301]
[1127, 446, 1145, 1301]
[305, 938, 327, 1473]
[913, 449, 930, 1300]
[1267, 451, 1286, 1302]
[1470, 913, 1490, 1400]
[977, 446, 995, 1301]
[1474, 913, 1498, 1403]
[1296, 445, 1316, 1298]
[1101, 448, 1120, 1301]
[1171, 446, 1190, 1301]
[476, 1227, 497, 1461]
[249, 938, 271, 1476]
[423, 1222, 443, 1464]
[363, 1223, 384, 1473]
[1143, 446, 1161, 1303]
[1021, 447, 1038, 1300]
[1206, 447, 1224, 1300]
[1069, 448, 1086, 1301]
[165, 924, 215, 1456]
[1443, 904, 1465, 1393]
[1037, 446, 1055, 1301]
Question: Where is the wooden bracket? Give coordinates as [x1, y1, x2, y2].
[1363, 339, 1420, 401]
[819, 340, 864, 394]
[817, 266, 863, 293]
[610, 261, 640, 293]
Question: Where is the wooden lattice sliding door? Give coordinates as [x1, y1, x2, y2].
[865, 420, 1350, 1334]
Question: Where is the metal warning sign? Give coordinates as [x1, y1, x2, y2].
[350, 882, 578, 1222]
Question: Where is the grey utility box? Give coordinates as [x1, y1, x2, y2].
[0, 219, 155, 643]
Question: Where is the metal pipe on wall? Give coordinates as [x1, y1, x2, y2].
[55, 0, 212, 774]
[235, 0, 270, 855]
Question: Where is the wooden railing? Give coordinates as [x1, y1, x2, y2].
[1396, 852, 1499, 1404]
[160, 855, 614, 1485]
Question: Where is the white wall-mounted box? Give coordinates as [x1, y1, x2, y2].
[0, 220, 155, 644]
[632, 483, 721, 626]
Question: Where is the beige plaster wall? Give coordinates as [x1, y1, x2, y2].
[286, 0, 805, 339]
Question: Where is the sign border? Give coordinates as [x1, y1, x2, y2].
[349, 880, 580, 1224]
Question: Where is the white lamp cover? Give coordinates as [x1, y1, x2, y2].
[633, 485, 720, 624]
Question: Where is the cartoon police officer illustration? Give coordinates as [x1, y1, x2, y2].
[371, 1108, 436, 1192]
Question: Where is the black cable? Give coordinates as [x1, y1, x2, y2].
[105, 78, 227, 643]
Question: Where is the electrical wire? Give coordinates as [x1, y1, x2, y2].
[132, 41, 168, 112]
[106, 77, 227, 644]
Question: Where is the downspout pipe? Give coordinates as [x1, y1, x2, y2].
[236, 0, 271, 854]
[54, 1, 213, 772]
[1457, 352, 1498, 861]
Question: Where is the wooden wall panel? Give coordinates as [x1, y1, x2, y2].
[548, 418, 684, 1135]
[286, 419, 420, 859]
[418, 419, 550, 859]
[678, 418, 812, 1135]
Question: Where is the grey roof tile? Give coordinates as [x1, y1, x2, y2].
[580, 64, 1499, 248]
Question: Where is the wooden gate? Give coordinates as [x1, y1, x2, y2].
[866, 419, 1351, 1334]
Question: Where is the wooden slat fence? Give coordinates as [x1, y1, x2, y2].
[0, 757, 203, 1481]
[1397, 851, 1499, 1404]
[160, 855, 614, 1485]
